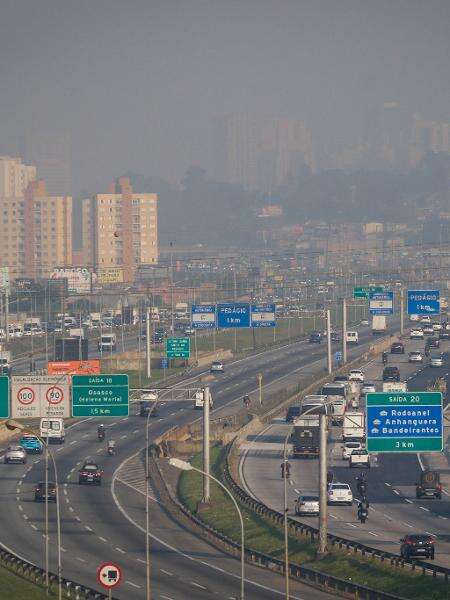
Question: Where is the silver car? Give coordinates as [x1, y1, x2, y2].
[4, 445, 27, 464]
[430, 354, 444, 368]
[295, 495, 319, 516]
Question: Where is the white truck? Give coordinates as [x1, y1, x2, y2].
[175, 302, 189, 319]
[40, 417, 65, 444]
[372, 315, 387, 335]
[194, 390, 213, 410]
[346, 331, 359, 344]
[321, 382, 348, 425]
[343, 412, 365, 442]
[69, 327, 86, 339]
[98, 333, 117, 352]
[382, 381, 408, 393]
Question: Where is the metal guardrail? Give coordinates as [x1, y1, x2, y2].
[223, 456, 450, 585]
[0, 546, 115, 599]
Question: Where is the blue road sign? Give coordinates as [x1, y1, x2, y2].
[191, 304, 216, 329]
[251, 304, 276, 327]
[161, 358, 168, 369]
[366, 392, 443, 452]
[217, 303, 250, 328]
[334, 351, 343, 362]
[407, 290, 440, 315]
[369, 291, 394, 315]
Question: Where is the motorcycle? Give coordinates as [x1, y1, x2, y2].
[382, 352, 388, 365]
[98, 430, 105, 441]
[358, 503, 368, 523]
[357, 482, 367, 496]
[107, 444, 116, 456]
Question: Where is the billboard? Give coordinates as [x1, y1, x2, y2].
[11, 375, 70, 419]
[191, 305, 216, 329]
[50, 267, 96, 294]
[97, 268, 124, 285]
[47, 360, 101, 376]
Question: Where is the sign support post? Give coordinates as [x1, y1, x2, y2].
[202, 386, 210, 503]
[342, 298, 347, 364]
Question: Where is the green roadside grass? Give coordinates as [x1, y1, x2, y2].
[0, 563, 61, 599]
[177, 445, 449, 600]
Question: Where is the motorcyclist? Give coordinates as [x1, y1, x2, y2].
[107, 439, 116, 455]
[281, 461, 291, 479]
[382, 351, 388, 365]
[243, 394, 251, 409]
[97, 424, 105, 440]
[357, 500, 368, 523]
[356, 472, 367, 495]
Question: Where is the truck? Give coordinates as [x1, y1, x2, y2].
[90, 312, 102, 328]
[382, 381, 408, 393]
[175, 302, 189, 319]
[98, 333, 116, 352]
[291, 416, 320, 458]
[69, 327, 86, 339]
[0, 350, 11, 375]
[23, 317, 42, 334]
[321, 382, 348, 425]
[194, 389, 213, 409]
[40, 417, 65, 444]
[343, 412, 365, 442]
[54, 338, 88, 361]
[372, 315, 387, 335]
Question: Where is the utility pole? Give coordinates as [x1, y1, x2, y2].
[326, 309, 332, 375]
[342, 298, 347, 364]
[202, 386, 211, 503]
[258, 373, 263, 405]
[400, 287, 404, 336]
[5, 289, 9, 343]
[317, 412, 328, 557]
[146, 307, 151, 379]
[170, 243, 174, 335]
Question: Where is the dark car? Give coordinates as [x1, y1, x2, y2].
[78, 462, 103, 486]
[309, 331, 322, 343]
[34, 481, 57, 502]
[151, 333, 164, 344]
[426, 337, 440, 349]
[286, 404, 302, 423]
[390, 342, 405, 354]
[400, 534, 435, 560]
[438, 330, 450, 340]
[330, 332, 340, 343]
[333, 375, 349, 382]
[416, 470, 442, 499]
[382, 366, 400, 382]
[139, 400, 157, 418]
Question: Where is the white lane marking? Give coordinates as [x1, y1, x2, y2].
[160, 569, 173, 576]
[425, 531, 436, 536]
[63, 489, 67, 496]
[76, 557, 86, 563]
[75, 517, 81, 522]
[132, 430, 139, 434]
[98, 536, 107, 542]
[346, 522, 358, 528]
[161, 596, 175, 600]
[126, 581, 141, 589]
[115, 547, 126, 554]
[191, 582, 207, 590]
[404, 499, 413, 504]
[137, 558, 146, 564]
[17, 481, 22, 487]
[419, 506, 430, 512]
[402, 522, 413, 528]
[84, 525, 93, 532]
[30, 524, 38, 530]
[438, 516, 448, 520]
[384, 482, 391, 487]
[329, 514, 338, 520]
[120, 435, 127, 439]
[56, 448, 63, 453]
[392, 489, 400, 495]
[22, 514, 28, 521]
[18, 505, 23, 512]
[69, 507, 74, 513]
[368, 531, 378, 536]
[69, 440, 77, 445]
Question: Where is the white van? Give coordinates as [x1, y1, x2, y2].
[40, 418, 65, 444]
[346, 331, 359, 344]
[194, 390, 213, 410]
[98, 333, 117, 352]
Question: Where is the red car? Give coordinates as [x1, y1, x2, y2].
[78, 462, 103, 486]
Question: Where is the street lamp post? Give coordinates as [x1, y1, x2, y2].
[5, 420, 62, 600]
[169, 458, 245, 600]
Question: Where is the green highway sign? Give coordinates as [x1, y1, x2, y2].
[366, 392, 443, 453]
[353, 286, 384, 299]
[72, 374, 129, 417]
[0, 376, 9, 418]
[166, 337, 190, 359]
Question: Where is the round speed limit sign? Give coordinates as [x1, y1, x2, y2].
[17, 387, 35, 405]
[46, 386, 64, 405]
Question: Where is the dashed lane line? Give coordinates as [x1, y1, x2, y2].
[126, 581, 141, 589]
[98, 536, 107, 542]
[115, 547, 126, 554]
[419, 506, 430, 512]
[191, 582, 207, 590]
[160, 569, 173, 576]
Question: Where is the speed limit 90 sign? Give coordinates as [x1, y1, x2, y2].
[11, 376, 70, 418]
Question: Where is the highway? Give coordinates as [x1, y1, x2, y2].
[240, 335, 450, 569]
[0, 320, 385, 599]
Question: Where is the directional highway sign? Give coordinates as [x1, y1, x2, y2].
[369, 291, 394, 315]
[72, 374, 129, 417]
[407, 290, 440, 315]
[0, 376, 9, 418]
[191, 305, 216, 329]
[166, 337, 190, 358]
[353, 286, 384, 299]
[217, 303, 251, 328]
[251, 304, 276, 327]
[366, 391, 443, 452]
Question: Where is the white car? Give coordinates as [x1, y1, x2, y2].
[361, 381, 376, 395]
[327, 483, 353, 505]
[423, 325, 434, 336]
[410, 329, 424, 339]
[210, 360, 224, 373]
[295, 495, 319, 516]
[409, 314, 419, 321]
[420, 316, 431, 324]
[408, 351, 423, 363]
[342, 441, 363, 460]
[432, 322, 442, 331]
[349, 449, 370, 468]
[360, 319, 370, 327]
[348, 369, 364, 383]
[430, 354, 444, 368]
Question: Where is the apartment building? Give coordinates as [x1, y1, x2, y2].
[0, 179, 72, 280]
[0, 156, 36, 196]
[83, 177, 158, 282]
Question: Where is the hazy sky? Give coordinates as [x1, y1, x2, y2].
[1, 0, 450, 194]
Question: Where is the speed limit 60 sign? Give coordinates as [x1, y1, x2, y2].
[11, 376, 70, 419]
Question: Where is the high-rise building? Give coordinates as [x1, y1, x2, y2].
[0, 179, 72, 280]
[0, 156, 36, 196]
[213, 113, 315, 191]
[83, 177, 158, 282]
[26, 132, 71, 196]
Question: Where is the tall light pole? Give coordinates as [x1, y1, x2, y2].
[169, 458, 245, 600]
[342, 298, 347, 364]
[282, 432, 290, 600]
[400, 287, 404, 336]
[5, 420, 62, 600]
[146, 306, 151, 379]
[326, 309, 332, 375]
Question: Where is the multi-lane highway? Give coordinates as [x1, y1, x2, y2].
[240, 335, 450, 568]
[0, 321, 385, 599]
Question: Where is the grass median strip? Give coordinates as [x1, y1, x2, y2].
[0, 563, 63, 599]
[177, 445, 449, 600]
